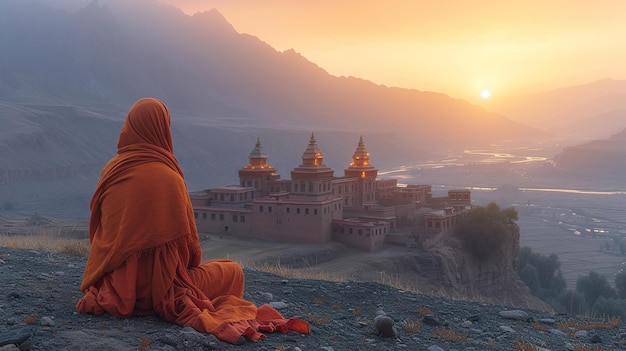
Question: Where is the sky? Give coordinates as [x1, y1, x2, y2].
[160, 1, 626, 104]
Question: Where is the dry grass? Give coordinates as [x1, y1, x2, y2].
[417, 306, 434, 315]
[573, 344, 606, 351]
[136, 336, 152, 350]
[557, 317, 622, 336]
[513, 339, 538, 351]
[242, 262, 347, 282]
[432, 328, 467, 342]
[400, 318, 422, 334]
[0, 234, 90, 257]
[531, 321, 548, 332]
[302, 313, 329, 326]
[1, 217, 90, 257]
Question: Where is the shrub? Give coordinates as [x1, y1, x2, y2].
[615, 271, 626, 299]
[518, 246, 566, 305]
[454, 202, 517, 261]
[576, 271, 617, 308]
[592, 296, 626, 320]
[557, 290, 586, 315]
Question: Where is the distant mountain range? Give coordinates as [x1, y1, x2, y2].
[493, 78, 626, 139]
[0, 0, 623, 218]
[550, 128, 626, 181]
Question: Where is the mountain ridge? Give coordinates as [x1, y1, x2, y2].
[0, 0, 549, 218]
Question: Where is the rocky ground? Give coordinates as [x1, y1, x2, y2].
[1, 247, 626, 351]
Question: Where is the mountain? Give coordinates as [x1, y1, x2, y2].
[558, 109, 626, 140]
[0, 0, 542, 218]
[493, 78, 626, 138]
[548, 128, 626, 182]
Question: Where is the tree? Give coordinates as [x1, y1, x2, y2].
[576, 271, 617, 307]
[592, 297, 626, 319]
[454, 202, 517, 261]
[518, 246, 566, 302]
[502, 207, 518, 221]
[557, 290, 586, 315]
[615, 271, 626, 299]
[519, 264, 540, 294]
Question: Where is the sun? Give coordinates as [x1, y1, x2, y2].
[481, 89, 491, 99]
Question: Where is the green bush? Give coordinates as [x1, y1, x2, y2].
[576, 271, 617, 307]
[615, 271, 626, 299]
[518, 246, 566, 308]
[557, 290, 586, 315]
[592, 296, 626, 319]
[454, 202, 517, 261]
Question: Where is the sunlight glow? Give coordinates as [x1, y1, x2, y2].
[481, 90, 491, 99]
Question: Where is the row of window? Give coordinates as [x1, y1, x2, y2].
[194, 212, 247, 223]
[333, 226, 387, 236]
[258, 202, 342, 215]
[211, 191, 254, 202]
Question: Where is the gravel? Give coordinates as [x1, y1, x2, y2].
[2, 247, 626, 351]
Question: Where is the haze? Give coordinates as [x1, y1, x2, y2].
[162, 0, 626, 104]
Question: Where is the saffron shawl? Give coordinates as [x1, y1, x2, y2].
[77, 98, 309, 343]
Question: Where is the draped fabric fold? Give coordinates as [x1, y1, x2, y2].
[76, 98, 309, 344]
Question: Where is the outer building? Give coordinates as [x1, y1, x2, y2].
[191, 134, 471, 251]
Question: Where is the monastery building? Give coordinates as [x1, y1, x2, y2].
[190, 134, 471, 252]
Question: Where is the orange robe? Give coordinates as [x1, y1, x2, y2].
[77, 99, 308, 344]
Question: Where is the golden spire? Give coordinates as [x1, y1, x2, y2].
[301, 132, 325, 167]
[350, 135, 371, 168]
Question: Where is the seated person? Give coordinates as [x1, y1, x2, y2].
[76, 97, 309, 344]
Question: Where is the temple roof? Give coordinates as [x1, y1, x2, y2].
[300, 133, 325, 167]
[248, 137, 267, 159]
[349, 135, 372, 168]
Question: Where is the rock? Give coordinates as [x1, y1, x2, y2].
[539, 318, 555, 325]
[422, 314, 447, 326]
[499, 310, 529, 321]
[574, 330, 588, 338]
[269, 301, 288, 310]
[468, 314, 480, 322]
[373, 315, 396, 337]
[548, 328, 567, 337]
[590, 334, 602, 343]
[427, 345, 445, 351]
[0, 344, 20, 351]
[499, 326, 516, 333]
[0, 328, 31, 347]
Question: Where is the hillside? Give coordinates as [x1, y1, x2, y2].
[1, 246, 624, 350]
[0, 0, 541, 218]
[549, 129, 626, 182]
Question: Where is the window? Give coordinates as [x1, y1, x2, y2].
[305, 208, 309, 215]
[194, 212, 198, 219]
[240, 215, 245, 223]
[268, 206, 272, 213]
[314, 209, 318, 215]
[232, 215, 238, 222]
[259, 206, 264, 212]
[202, 213, 207, 219]
[211, 213, 216, 220]
[286, 207, 290, 213]
[297, 208, 300, 214]
[219, 214, 224, 221]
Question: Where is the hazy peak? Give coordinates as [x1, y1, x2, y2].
[191, 8, 237, 34]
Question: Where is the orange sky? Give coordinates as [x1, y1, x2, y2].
[160, 0, 626, 104]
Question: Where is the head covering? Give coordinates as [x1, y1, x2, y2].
[117, 98, 174, 152]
